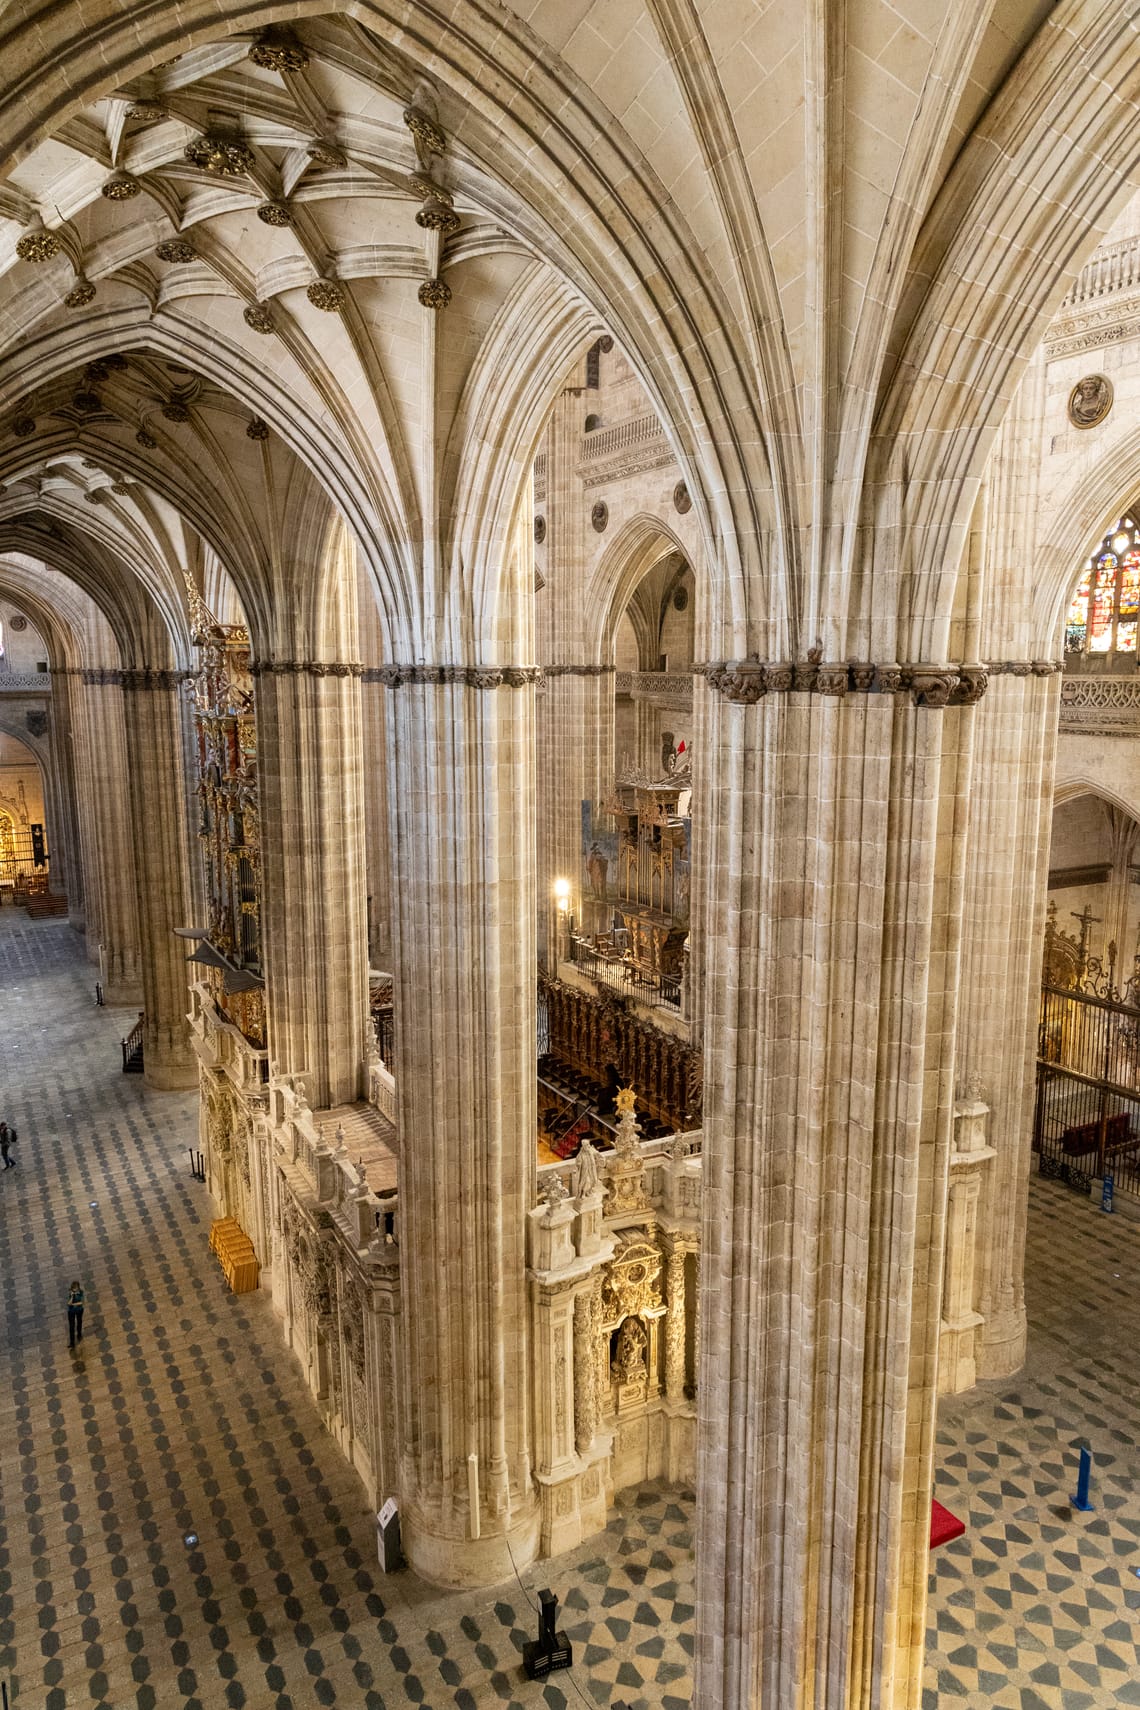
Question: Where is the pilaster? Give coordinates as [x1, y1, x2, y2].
[957, 671, 1060, 1378]
[939, 1099, 996, 1395]
[121, 673, 196, 1087]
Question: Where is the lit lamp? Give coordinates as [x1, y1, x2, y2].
[553, 878, 573, 953]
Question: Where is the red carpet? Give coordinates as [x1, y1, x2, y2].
[930, 1498, 966, 1548]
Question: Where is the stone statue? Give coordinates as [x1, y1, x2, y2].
[574, 1135, 601, 1199]
[613, 1315, 647, 1381]
[541, 1173, 569, 1220]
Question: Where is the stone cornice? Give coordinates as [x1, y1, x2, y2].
[542, 663, 616, 677]
[1045, 295, 1140, 360]
[363, 664, 544, 687]
[72, 667, 192, 688]
[120, 668, 192, 691]
[696, 659, 989, 707]
[984, 659, 1064, 676]
[251, 659, 364, 678]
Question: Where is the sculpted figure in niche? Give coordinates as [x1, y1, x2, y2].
[613, 1315, 648, 1382]
[574, 1135, 601, 1199]
[1068, 373, 1113, 430]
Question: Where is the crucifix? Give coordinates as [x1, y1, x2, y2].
[1071, 902, 1101, 967]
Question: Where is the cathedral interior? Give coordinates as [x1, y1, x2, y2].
[3, 4, 1140, 1707]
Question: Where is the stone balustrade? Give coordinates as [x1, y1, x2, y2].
[613, 669, 694, 710]
[368, 1055, 397, 1122]
[1061, 233, 1140, 308]
[1058, 672, 1140, 735]
[0, 671, 50, 691]
[188, 982, 269, 1091]
[534, 1128, 702, 1229]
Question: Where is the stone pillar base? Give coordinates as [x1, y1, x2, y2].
[401, 1499, 541, 1590]
[976, 1307, 1027, 1381]
[939, 1312, 985, 1395]
[536, 1446, 612, 1558]
[101, 979, 143, 1007]
[143, 1053, 199, 1090]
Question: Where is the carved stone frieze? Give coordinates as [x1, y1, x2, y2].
[986, 659, 1064, 676]
[250, 659, 364, 678]
[697, 658, 991, 707]
[543, 663, 616, 678]
[120, 668, 191, 691]
[365, 663, 543, 687]
[1058, 672, 1140, 735]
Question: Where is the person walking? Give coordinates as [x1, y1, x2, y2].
[67, 1280, 85, 1347]
[0, 1123, 15, 1168]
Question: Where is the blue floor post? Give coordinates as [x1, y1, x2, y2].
[1072, 1443, 1094, 1511]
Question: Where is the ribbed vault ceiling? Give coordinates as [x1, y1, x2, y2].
[0, 16, 591, 660]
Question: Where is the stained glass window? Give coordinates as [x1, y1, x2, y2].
[1065, 516, 1140, 656]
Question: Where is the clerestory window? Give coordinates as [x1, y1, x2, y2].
[1065, 514, 1140, 655]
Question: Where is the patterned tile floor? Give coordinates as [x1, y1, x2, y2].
[0, 914, 693, 1710]
[4, 912, 1140, 1709]
[923, 1178, 1140, 1708]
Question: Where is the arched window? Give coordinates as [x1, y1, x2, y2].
[1065, 513, 1140, 655]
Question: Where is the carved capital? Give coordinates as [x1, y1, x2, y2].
[949, 664, 989, 706]
[905, 664, 956, 708]
[814, 664, 849, 696]
[701, 657, 767, 702]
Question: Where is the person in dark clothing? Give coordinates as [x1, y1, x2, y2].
[0, 1124, 15, 1168]
[67, 1281, 85, 1347]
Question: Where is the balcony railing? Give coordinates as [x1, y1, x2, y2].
[0, 671, 50, 691]
[1061, 234, 1140, 308]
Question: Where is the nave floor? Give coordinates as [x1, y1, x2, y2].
[0, 913, 693, 1710]
[923, 1179, 1140, 1708]
[3, 911, 1140, 1710]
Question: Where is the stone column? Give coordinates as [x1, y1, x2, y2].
[956, 669, 1060, 1377]
[74, 672, 141, 1003]
[46, 670, 85, 928]
[536, 666, 615, 963]
[361, 677, 392, 966]
[664, 1245, 687, 1401]
[255, 664, 370, 1111]
[694, 672, 966, 1710]
[386, 668, 540, 1587]
[121, 671, 196, 1087]
[573, 1286, 598, 1456]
